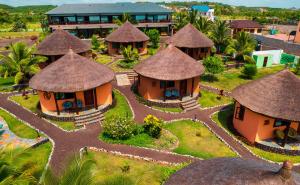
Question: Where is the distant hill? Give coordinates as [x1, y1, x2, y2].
[0, 4, 56, 13]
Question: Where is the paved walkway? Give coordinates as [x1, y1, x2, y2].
[0, 85, 299, 174]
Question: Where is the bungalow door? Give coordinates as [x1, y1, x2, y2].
[263, 56, 268, 67]
[180, 80, 187, 97]
[84, 89, 95, 108]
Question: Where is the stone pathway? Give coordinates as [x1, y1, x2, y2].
[116, 74, 131, 86]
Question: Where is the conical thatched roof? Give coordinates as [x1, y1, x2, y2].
[134, 45, 204, 80]
[232, 70, 300, 121]
[105, 21, 149, 43]
[166, 158, 300, 185]
[30, 49, 114, 92]
[35, 29, 91, 56]
[166, 23, 214, 48]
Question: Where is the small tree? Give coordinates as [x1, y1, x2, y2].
[242, 64, 257, 79]
[121, 45, 139, 63]
[143, 115, 163, 138]
[102, 116, 135, 140]
[11, 19, 27, 32]
[203, 56, 225, 78]
[146, 29, 160, 48]
[91, 35, 100, 51]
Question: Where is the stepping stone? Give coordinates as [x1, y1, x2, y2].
[116, 74, 131, 86]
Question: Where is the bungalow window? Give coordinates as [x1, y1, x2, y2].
[64, 16, 76, 24]
[235, 105, 245, 120]
[51, 16, 60, 24]
[112, 15, 121, 22]
[257, 29, 262, 33]
[77, 16, 85, 24]
[274, 119, 290, 128]
[135, 15, 146, 22]
[135, 42, 144, 48]
[89, 16, 100, 23]
[157, 15, 167, 22]
[55, 93, 74, 100]
[160, 81, 175, 89]
[250, 29, 255, 33]
[112, 42, 120, 49]
[101, 16, 109, 23]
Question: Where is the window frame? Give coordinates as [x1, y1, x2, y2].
[273, 119, 290, 128]
[235, 105, 245, 121]
[55, 92, 75, 100]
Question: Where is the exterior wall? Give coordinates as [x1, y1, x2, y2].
[233, 102, 299, 143]
[137, 75, 200, 100]
[252, 50, 283, 64]
[295, 21, 300, 43]
[231, 28, 262, 36]
[180, 47, 211, 60]
[107, 41, 148, 56]
[38, 82, 112, 113]
[253, 54, 273, 68]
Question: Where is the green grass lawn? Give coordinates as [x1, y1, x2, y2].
[10, 94, 77, 131]
[0, 77, 14, 92]
[151, 106, 183, 113]
[201, 65, 285, 91]
[95, 54, 113, 65]
[212, 107, 300, 163]
[105, 90, 133, 119]
[0, 109, 38, 139]
[86, 150, 183, 185]
[198, 90, 233, 108]
[100, 129, 178, 151]
[164, 120, 237, 159]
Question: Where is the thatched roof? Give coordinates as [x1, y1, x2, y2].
[105, 21, 149, 43]
[30, 49, 114, 92]
[232, 70, 300, 122]
[166, 23, 214, 48]
[134, 45, 204, 80]
[166, 158, 300, 185]
[35, 29, 91, 56]
[229, 20, 263, 29]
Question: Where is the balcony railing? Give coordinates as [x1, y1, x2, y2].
[49, 19, 171, 25]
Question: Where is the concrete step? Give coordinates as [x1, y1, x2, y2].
[184, 104, 200, 111]
[181, 100, 197, 106]
[181, 99, 199, 111]
[75, 117, 104, 126]
[75, 114, 104, 125]
[74, 110, 102, 121]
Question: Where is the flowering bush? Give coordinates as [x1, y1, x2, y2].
[143, 115, 163, 138]
[102, 116, 135, 140]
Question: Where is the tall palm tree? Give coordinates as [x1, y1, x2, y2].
[210, 20, 231, 53]
[0, 42, 46, 84]
[173, 11, 188, 30]
[42, 155, 95, 185]
[186, 9, 198, 25]
[194, 16, 212, 34]
[225, 31, 257, 62]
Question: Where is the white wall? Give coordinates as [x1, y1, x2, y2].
[252, 50, 283, 64]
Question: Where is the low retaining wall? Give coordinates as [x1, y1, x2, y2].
[255, 142, 300, 156]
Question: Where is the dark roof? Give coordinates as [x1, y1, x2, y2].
[232, 70, 300, 122]
[134, 45, 204, 81]
[46, 2, 172, 15]
[166, 23, 214, 48]
[36, 29, 91, 56]
[230, 20, 263, 29]
[166, 158, 300, 185]
[105, 21, 149, 43]
[29, 49, 114, 92]
[254, 34, 300, 56]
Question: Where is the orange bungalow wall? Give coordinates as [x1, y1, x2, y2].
[295, 21, 300, 43]
[137, 76, 200, 100]
[107, 41, 148, 55]
[38, 83, 112, 113]
[233, 102, 299, 143]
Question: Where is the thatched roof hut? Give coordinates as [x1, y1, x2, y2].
[30, 49, 114, 92]
[134, 45, 204, 81]
[232, 70, 300, 122]
[166, 158, 300, 185]
[105, 21, 149, 43]
[166, 23, 214, 48]
[35, 29, 91, 56]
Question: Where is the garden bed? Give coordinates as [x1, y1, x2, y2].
[198, 90, 232, 108]
[95, 54, 113, 65]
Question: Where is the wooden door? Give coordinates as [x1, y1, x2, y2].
[263, 56, 268, 67]
[84, 89, 94, 107]
[180, 80, 187, 97]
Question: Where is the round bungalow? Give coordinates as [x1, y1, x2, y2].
[166, 23, 214, 60]
[35, 29, 91, 67]
[134, 45, 204, 102]
[29, 49, 114, 116]
[166, 158, 300, 185]
[105, 21, 149, 55]
[232, 70, 300, 147]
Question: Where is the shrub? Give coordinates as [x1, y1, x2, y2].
[146, 29, 160, 48]
[102, 116, 135, 140]
[143, 115, 163, 138]
[242, 64, 257, 79]
[91, 35, 100, 51]
[203, 56, 225, 76]
[121, 45, 139, 63]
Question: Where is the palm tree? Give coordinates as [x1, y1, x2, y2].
[186, 9, 198, 24]
[225, 31, 257, 62]
[121, 45, 139, 63]
[42, 155, 95, 185]
[173, 11, 188, 30]
[210, 20, 231, 53]
[114, 13, 136, 26]
[194, 16, 212, 34]
[0, 42, 46, 84]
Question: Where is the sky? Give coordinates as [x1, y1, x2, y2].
[1, 0, 300, 8]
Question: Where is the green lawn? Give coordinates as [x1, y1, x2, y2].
[164, 120, 237, 159]
[151, 106, 183, 113]
[105, 90, 133, 119]
[95, 54, 113, 65]
[198, 90, 233, 108]
[100, 129, 178, 151]
[212, 107, 300, 163]
[10, 94, 77, 131]
[0, 77, 14, 92]
[201, 65, 285, 91]
[0, 109, 38, 139]
[86, 150, 183, 185]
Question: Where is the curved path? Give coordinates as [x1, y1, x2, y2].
[1, 84, 298, 174]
